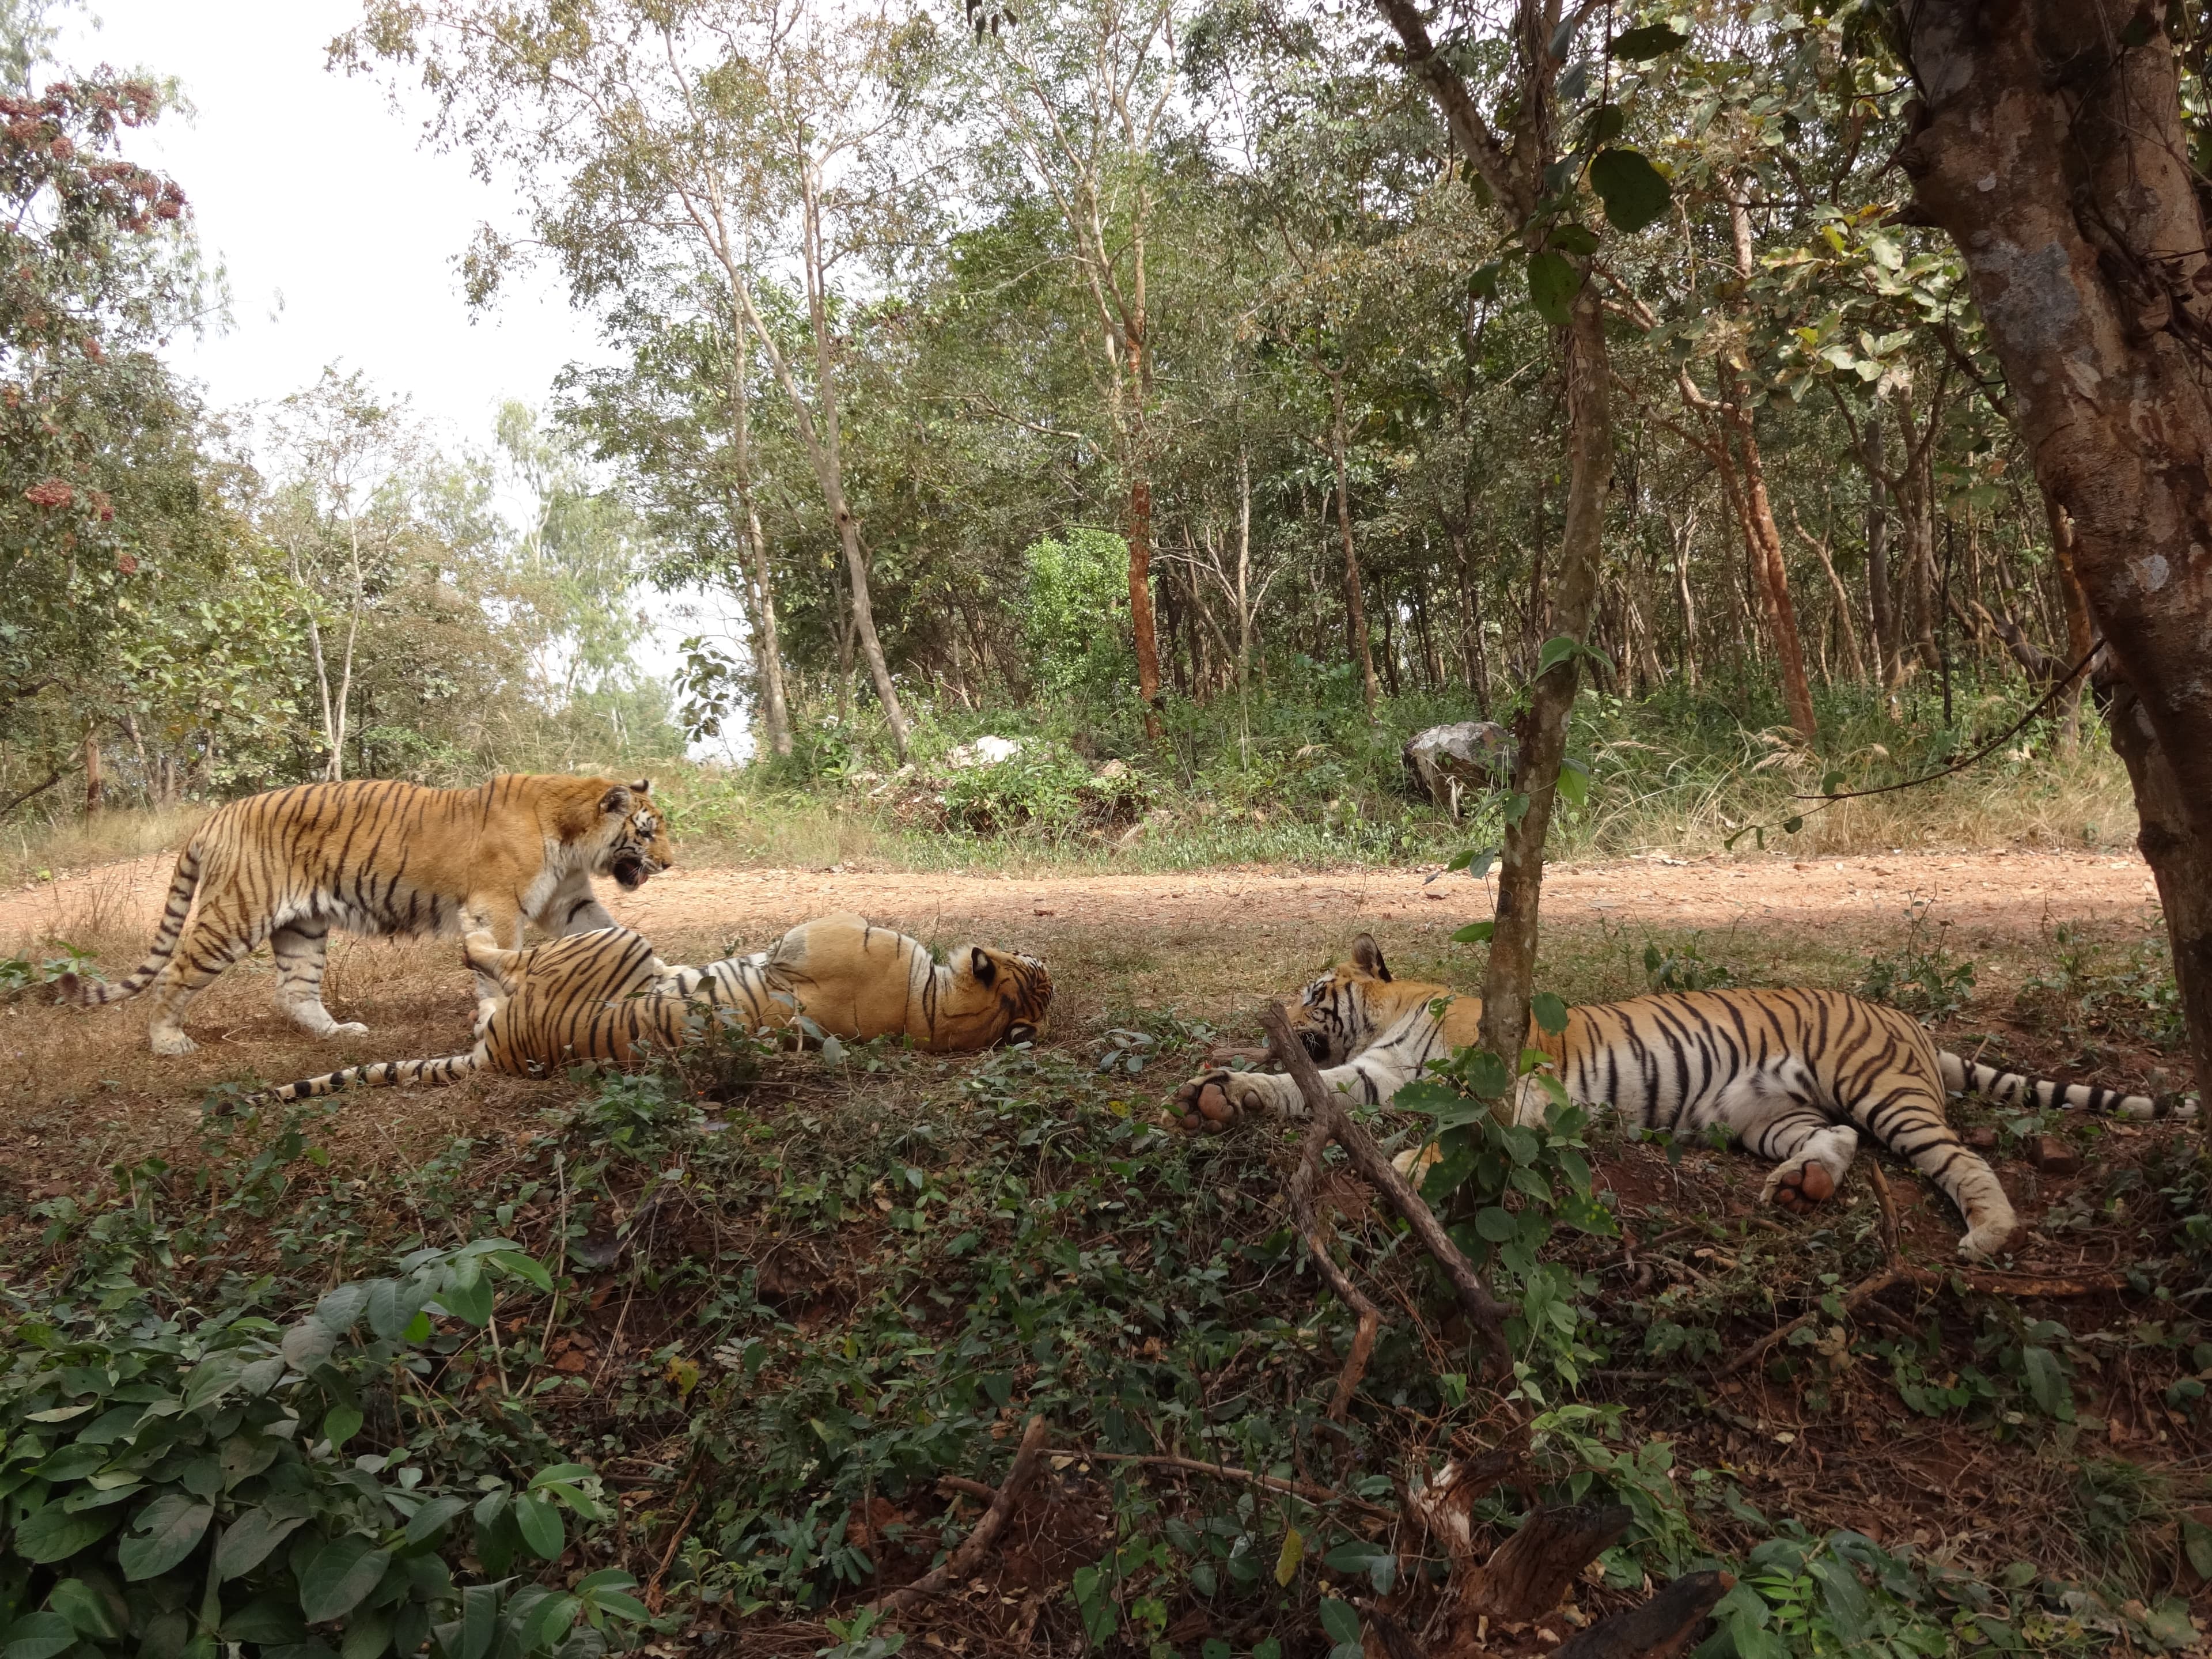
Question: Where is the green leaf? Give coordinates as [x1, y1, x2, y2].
[2184, 1516, 2212, 1581]
[1531, 993, 1570, 1034]
[514, 1493, 565, 1560]
[487, 1250, 555, 1294]
[1609, 22, 1688, 59]
[0, 1612, 77, 1659]
[323, 1404, 363, 1452]
[222, 1594, 306, 1645]
[1452, 921, 1497, 944]
[340, 1606, 393, 1659]
[518, 1590, 578, 1651]
[215, 1506, 308, 1580]
[46, 1579, 123, 1641]
[1821, 770, 1846, 797]
[314, 1282, 371, 1332]
[1590, 147, 1673, 233]
[459, 1582, 501, 1659]
[1527, 250, 1582, 327]
[403, 1495, 471, 1547]
[1319, 1597, 1361, 1645]
[1556, 757, 1589, 809]
[1475, 1206, 1517, 1243]
[1535, 634, 1581, 678]
[2019, 1346, 2073, 1421]
[14, 1500, 123, 1563]
[279, 1319, 336, 1371]
[1782, 815, 1805, 835]
[435, 1264, 494, 1329]
[365, 1279, 419, 1342]
[181, 1351, 248, 1412]
[299, 1536, 389, 1623]
[119, 1494, 213, 1581]
[529, 1464, 595, 1489]
[1550, 222, 1600, 256]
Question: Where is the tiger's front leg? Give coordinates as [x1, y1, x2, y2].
[1171, 1047, 1424, 1129]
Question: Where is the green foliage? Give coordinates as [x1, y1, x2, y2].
[2017, 925, 2187, 1058]
[1642, 935, 1738, 994]
[0, 942, 92, 1003]
[0, 1246, 647, 1659]
[1019, 529, 1134, 702]
[1856, 902, 1977, 1025]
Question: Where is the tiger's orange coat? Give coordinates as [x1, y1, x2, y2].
[57, 775, 671, 1055]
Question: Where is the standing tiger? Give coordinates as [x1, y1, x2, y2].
[56, 775, 672, 1055]
[1173, 936, 2189, 1259]
[246, 914, 1053, 1105]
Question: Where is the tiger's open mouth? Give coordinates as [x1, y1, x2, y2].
[612, 854, 652, 889]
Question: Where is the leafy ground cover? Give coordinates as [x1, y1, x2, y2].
[3, 897, 2207, 1658]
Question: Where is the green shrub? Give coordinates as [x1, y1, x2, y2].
[1019, 529, 1134, 700]
[0, 1241, 647, 1658]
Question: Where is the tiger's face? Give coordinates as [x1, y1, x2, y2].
[1280, 934, 1445, 1065]
[599, 781, 673, 890]
[944, 944, 1055, 1049]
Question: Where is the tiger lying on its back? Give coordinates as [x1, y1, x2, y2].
[56, 775, 672, 1055]
[249, 914, 1052, 1105]
[1174, 936, 2189, 1259]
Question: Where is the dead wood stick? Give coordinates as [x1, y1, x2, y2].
[642, 1496, 700, 1613]
[873, 1414, 1049, 1613]
[1060, 1448, 1399, 1521]
[1548, 1568, 1735, 1659]
[1288, 1093, 1385, 1420]
[1864, 1159, 1902, 1266]
[1713, 1265, 1916, 1378]
[1259, 1002, 1514, 1358]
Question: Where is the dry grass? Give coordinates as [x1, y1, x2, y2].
[0, 800, 210, 890]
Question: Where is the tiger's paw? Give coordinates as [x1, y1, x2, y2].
[149, 1027, 198, 1057]
[1763, 1156, 1838, 1215]
[1171, 1070, 1266, 1132]
[327, 1021, 370, 1040]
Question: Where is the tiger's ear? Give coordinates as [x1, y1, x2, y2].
[1351, 934, 1392, 982]
[599, 785, 633, 815]
[630, 778, 652, 795]
[967, 947, 998, 987]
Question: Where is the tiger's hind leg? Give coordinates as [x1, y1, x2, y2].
[142, 913, 263, 1055]
[271, 922, 369, 1041]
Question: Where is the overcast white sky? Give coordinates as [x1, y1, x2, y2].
[55, 0, 744, 752]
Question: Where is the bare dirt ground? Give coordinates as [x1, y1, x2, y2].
[0, 842, 2163, 963]
[0, 843, 2173, 1214]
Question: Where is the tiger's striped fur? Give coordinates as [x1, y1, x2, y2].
[55, 775, 671, 1055]
[1177, 936, 2188, 1259]
[251, 914, 1052, 1105]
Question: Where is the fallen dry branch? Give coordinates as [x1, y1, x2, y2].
[1259, 1002, 1514, 1358]
[1713, 1265, 1918, 1378]
[1287, 1085, 1386, 1419]
[1550, 1569, 1736, 1659]
[872, 1414, 1049, 1613]
[1063, 1448, 1399, 1521]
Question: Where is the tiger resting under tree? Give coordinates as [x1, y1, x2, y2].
[244, 914, 1054, 1107]
[55, 775, 672, 1055]
[1173, 935, 2192, 1259]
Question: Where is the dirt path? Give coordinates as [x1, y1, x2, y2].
[1, 844, 2162, 955]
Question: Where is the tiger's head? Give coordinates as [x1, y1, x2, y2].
[593, 779, 673, 890]
[934, 944, 1055, 1051]
[1278, 935, 1452, 1065]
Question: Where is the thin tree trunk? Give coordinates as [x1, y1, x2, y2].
[1480, 283, 1613, 1070]
[1126, 300, 1164, 735]
[331, 513, 363, 782]
[724, 298, 791, 756]
[288, 541, 338, 774]
[1723, 194, 1818, 740]
[83, 733, 101, 817]
[1793, 510, 1867, 682]
[1327, 369, 1379, 714]
[1669, 499, 1700, 691]
[1452, 527, 1493, 717]
[1863, 401, 1897, 687]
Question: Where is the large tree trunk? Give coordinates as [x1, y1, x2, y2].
[1897, 0, 2212, 1100]
[1327, 369, 1380, 713]
[1481, 285, 1613, 1067]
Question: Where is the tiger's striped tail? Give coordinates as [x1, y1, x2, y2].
[1938, 1050, 2196, 1121]
[54, 839, 204, 1007]
[253, 1048, 486, 1107]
